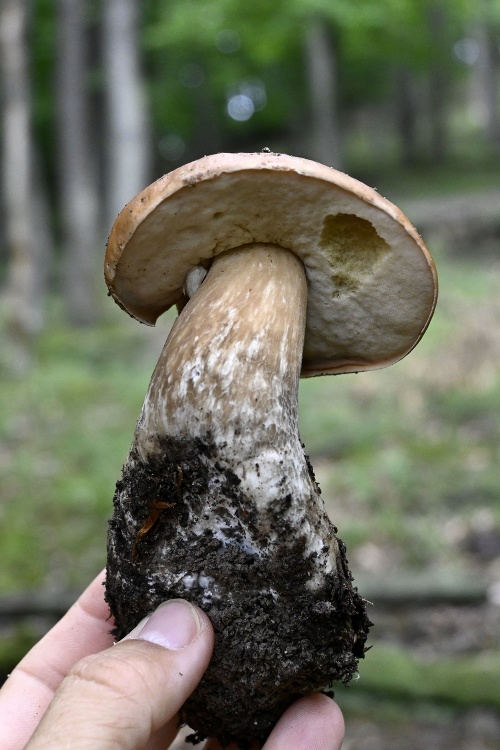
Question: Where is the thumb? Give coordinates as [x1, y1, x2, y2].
[26, 600, 214, 750]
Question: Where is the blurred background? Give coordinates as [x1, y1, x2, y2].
[1, 0, 500, 748]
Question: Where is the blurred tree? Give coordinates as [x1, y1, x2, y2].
[56, 0, 99, 325]
[304, 17, 342, 168]
[394, 67, 420, 167]
[479, 26, 500, 146]
[427, 1, 450, 164]
[103, 0, 151, 231]
[473, 1, 500, 149]
[0, 0, 44, 371]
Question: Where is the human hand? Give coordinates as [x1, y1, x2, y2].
[0, 570, 344, 749]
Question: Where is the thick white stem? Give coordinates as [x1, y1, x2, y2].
[133, 244, 338, 581]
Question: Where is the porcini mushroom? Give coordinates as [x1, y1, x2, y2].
[105, 152, 437, 746]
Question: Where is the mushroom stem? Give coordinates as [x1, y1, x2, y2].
[134, 243, 337, 577]
[106, 243, 370, 745]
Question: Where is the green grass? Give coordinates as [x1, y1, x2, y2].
[337, 644, 500, 709]
[0, 310, 170, 591]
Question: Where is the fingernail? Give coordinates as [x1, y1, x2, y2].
[135, 600, 203, 650]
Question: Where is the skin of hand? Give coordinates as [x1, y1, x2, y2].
[0, 570, 345, 750]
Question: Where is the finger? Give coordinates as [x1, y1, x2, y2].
[264, 693, 344, 750]
[0, 569, 113, 750]
[25, 599, 214, 750]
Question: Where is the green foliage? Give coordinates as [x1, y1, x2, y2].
[31, 0, 57, 163]
[28, 0, 493, 179]
[0, 311, 163, 591]
[142, 0, 307, 141]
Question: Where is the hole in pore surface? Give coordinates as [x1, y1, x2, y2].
[319, 213, 390, 295]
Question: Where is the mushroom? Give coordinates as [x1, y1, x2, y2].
[104, 152, 437, 746]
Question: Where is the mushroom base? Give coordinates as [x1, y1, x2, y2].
[105, 434, 372, 748]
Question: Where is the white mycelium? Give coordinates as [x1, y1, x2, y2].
[131, 244, 339, 587]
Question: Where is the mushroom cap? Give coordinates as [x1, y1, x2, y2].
[105, 152, 437, 376]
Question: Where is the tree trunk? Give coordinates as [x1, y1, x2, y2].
[395, 67, 420, 167]
[31, 148, 54, 317]
[0, 0, 43, 372]
[304, 18, 343, 170]
[476, 22, 500, 148]
[427, 2, 448, 164]
[56, 0, 99, 326]
[102, 0, 150, 232]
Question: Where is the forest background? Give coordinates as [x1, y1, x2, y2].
[1, 1, 500, 749]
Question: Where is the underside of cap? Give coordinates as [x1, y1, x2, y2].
[105, 152, 437, 376]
